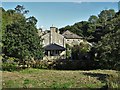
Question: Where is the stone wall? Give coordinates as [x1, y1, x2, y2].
[65, 39, 83, 46]
[42, 33, 50, 47]
[42, 27, 65, 47]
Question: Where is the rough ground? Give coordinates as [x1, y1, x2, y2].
[1, 68, 118, 88]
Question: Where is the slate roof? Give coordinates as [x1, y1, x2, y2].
[44, 43, 65, 51]
[62, 30, 82, 39]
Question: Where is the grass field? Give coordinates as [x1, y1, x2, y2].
[2, 68, 119, 88]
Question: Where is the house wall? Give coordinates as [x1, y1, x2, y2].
[42, 33, 50, 47]
[41, 27, 65, 47]
[51, 32, 65, 47]
[41, 27, 84, 48]
[65, 39, 83, 46]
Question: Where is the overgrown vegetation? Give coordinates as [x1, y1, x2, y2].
[60, 9, 120, 70]
[1, 5, 120, 89]
[1, 5, 43, 69]
[2, 68, 119, 88]
[1, 5, 120, 71]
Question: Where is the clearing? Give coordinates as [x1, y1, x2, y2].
[2, 68, 119, 88]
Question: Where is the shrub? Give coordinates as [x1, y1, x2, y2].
[2, 56, 31, 71]
[2, 63, 19, 71]
[2, 55, 19, 63]
[32, 60, 50, 69]
[51, 59, 95, 70]
[2, 56, 20, 71]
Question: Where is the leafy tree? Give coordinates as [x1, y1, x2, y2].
[96, 29, 120, 70]
[15, 5, 29, 15]
[98, 9, 115, 26]
[88, 15, 98, 24]
[59, 9, 116, 43]
[2, 5, 43, 63]
[95, 11, 120, 70]
[59, 9, 119, 70]
[72, 41, 91, 60]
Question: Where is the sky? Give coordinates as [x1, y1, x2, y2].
[2, 2, 119, 30]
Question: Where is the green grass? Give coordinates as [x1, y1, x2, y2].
[2, 68, 119, 88]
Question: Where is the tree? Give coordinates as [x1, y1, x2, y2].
[88, 15, 98, 24]
[95, 12, 120, 70]
[2, 5, 43, 63]
[15, 5, 29, 15]
[72, 41, 91, 60]
[98, 9, 115, 26]
[26, 16, 37, 25]
[96, 29, 120, 70]
[59, 9, 119, 70]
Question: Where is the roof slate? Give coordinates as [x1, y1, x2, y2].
[62, 30, 82, 39]
[44, 43, 65, 51]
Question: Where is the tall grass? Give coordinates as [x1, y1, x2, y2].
[107, 72, 120, 88]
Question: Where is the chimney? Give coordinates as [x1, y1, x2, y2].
[50, 25, 56, 33]
[50, 25, 56, 44]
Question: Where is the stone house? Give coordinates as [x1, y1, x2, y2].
[62, 30, 83, 47]
[38, 26, 83, 58]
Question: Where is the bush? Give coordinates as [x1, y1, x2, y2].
[2, 63, 19, 71]
[32, 60, 50, 69]
[2, 56, 19, 63]
[2, 56, 29, 71]
[51, 59, 96, 70]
